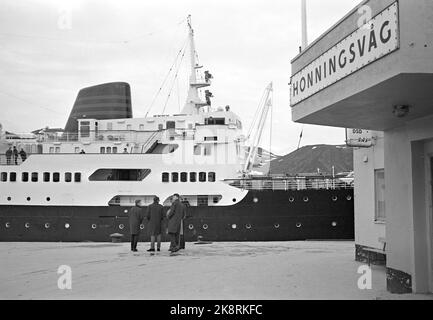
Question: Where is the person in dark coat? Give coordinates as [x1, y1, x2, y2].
[129, 199, 144, 252]
[167, 193, 186, 252]
[12, 146, 18, 165]
[19, 148, 27, 162]
[146, 196, 164, 252]
[5, 147, 12, 165]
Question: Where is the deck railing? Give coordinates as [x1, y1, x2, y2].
[224, 176, 353, 191]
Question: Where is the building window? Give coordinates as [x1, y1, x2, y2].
[100, 147, 105, 154]
[162, 172, 169, 182]
[74, 172, 81, 182]
[208, 172, 216, 182]
[1, 172, 7, 182]
[180, 172, 187, 182]
[43, 172, 50, 182]
[31, 172, 38, 182]
[172, 172, 179, 182]
[65, 172, 72, 182]
[22, 172, 29, 182]
[374, 169, 386, 222]
[204, 136, 218, 141]
[190, 172, 196, 182]
[199, 172, 206, 182]
[53, 172, 60, 182]
[10, 172, 17, 182]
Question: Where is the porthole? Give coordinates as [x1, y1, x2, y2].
[46, 197, 51, 202]
[245, 224, 252, 229]
[346, 195, 352, 201]
[64, 223, 70, 229]
[202, 224, 208, 230]
[26, 197, 31, 201]
[253, 197, 258, 203]
[91, 224, 97, 229]
[25, 222, 30, 229]
[140, 224, 145, 230]
[7, 197, 11, 201]
[331, 221, 337, 227]
[119, 224, 125, 230]
[188, 224, 194, 230]
[45, 223, 50, 229]
[303, 196, 309, 202]
[232, 198, 236, 203]
[332, 196, 338, 202]
[274, 223, 280, 229]
[296, 222, 302, 228]
[289, 197, 295, 203]
[5, 222, 10, 228]
[232, 224, 237, 229]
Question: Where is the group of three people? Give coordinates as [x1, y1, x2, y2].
[5, 146, 27, 165]
[129, 193, 187, 253]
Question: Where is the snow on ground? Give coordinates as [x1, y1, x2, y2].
[0, 241, 432, 300]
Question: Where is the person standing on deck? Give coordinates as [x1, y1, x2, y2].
[12, 146, 18, 165]
[146, 196, 164, 252]
[129, 199, 144, 252]
[19, 148, 27, 162]
[5, 147, 12, 165]
[167, 193, 185, 253]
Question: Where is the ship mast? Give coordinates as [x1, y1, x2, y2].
[181, 15, 211, 115]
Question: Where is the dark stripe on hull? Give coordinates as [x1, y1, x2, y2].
[0, 189, 354, 242]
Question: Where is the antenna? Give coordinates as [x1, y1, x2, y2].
[301, 0, 308, 50]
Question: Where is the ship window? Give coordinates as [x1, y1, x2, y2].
[74, 172, 81, 182]
[53, 172, 60, 182]
[1, 172, 7, 182]
[190, 172, 197, 182]
[65, 172, 72, 182]
[100, 147, 105, 154]
[80, 121, 90, 138]
[158, 124, 164, 130]
[204, 145, 212, 156]
[89, 169, 151, 181]
[204, 136, 217, 141]
[199, 172, 206, 182]
[194, 145, 201, 155]
[107, 122, 113, 130]
[106, 147, 112, 154]
[75, 147, 80, 154]
[113, 147, 118, 154]
[197, 195, 208, 207]
[205, 118, 225, 125]
[31, 172, 38, 182]
[208, 172, 216, 182]
[49, 147, 54, 153]
[127, 124, 132, 131]
[55, 147, 60, 153]
[10, 172, 17, 182]
[375, 169, 386, 222]
[43, 172, 50, 182]
[172, 172, 179, 182]
[162, 172, 169, 182]
[22, 172, 29, 182]
[180, 172, 187, 182]
[139, 124, 144, 131]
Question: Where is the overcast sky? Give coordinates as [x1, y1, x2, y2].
[0, 0, 361, 155]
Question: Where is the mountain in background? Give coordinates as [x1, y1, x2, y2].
[256, 144, 353, 175]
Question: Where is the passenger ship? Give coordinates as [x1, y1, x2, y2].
[0, 17, 354, 242]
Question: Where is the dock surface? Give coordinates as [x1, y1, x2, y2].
[1, 241, 432, 300]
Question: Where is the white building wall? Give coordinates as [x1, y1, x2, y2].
[354, 132, 385, 250]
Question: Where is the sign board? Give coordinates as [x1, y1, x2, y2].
[290, 2, 399, 105]
[346, 128, 373, 147]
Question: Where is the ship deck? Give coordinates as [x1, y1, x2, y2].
[0, 241, 432, 300]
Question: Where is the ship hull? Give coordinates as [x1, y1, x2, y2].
[0, 189, 354, 242]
